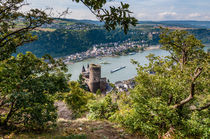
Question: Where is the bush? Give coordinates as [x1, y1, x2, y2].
[64, 81, 95, 118]
[111, 29, 210, 138]
[96, 89, 102, 96]
[0, 52, 70, 129]
[182, 111, 210, 138]
[111, 97, 180, 137]
[87, 95, 118, 120]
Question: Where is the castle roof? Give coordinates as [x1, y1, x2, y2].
[82, 65, 86, 72]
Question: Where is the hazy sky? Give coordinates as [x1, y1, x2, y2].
[23, 0, 210, 21]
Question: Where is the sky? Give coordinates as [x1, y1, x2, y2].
[23, 0, 210, 21]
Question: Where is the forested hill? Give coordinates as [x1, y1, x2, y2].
[16, 19, 210, 58]
[17, 29, 159, 58]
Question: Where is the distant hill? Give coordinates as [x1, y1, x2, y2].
[138, 21, 210, 29]
[55, 19, 210, 29]
[40, 18, 210, 30]
[53, 18, 104, 25]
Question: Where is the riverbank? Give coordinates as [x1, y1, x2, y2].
[67, 48, 169, 83]
[144, 45, 161, 50]
[65, 45, 160, 64]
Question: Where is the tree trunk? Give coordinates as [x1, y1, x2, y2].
[3, 101, 15, 126]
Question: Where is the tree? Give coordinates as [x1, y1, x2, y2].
[64, 81, 95, 118]
[0, 0, 52, 61]
[78, 73, 88, 90]
[112, 29, 210, 138]
[0, 52, 70, 128]
[0, 0, 65, 129]
[88, 94, 118, 120]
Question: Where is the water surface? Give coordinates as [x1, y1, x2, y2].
[67, 44, 210, 83]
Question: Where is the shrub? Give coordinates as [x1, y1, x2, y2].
[87, 95, 118, 120]
[111, 29, 210, 138]
[96, 89, 102, 96]
[0, 52, 70, 129]
[64, 81, 95, 118]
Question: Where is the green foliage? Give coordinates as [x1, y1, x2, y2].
[0, 52, 70, 129]
[64, 81, 95, 118]
[77, 74, 88, 90]
[18, 29, 153, 57]
[87, 95, 118, 120]
[182, 111, 210, 138]
[96, 89, 102, 96]
[111, 29, 210, 138]
[17, 28, 210, 58]
[72, 0, 138, 34]
[0, 0, 52, 61]
[0, 0, 71, 130]
[189, 29, 210, 43]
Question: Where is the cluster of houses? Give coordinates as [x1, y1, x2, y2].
[42, 21, 99, 30]
[114, 78, 135, 92]
[63, 40, 146, 63]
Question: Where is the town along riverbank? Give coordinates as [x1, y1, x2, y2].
[62, 42, 156, 64]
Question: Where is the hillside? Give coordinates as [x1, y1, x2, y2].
[16, 19, 210, 58]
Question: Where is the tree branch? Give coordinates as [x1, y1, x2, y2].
[0, 96, 7, 107]
[3, 101, 15, 126]
[191, 103, 210, 111]
[168, 50, 178, 63]
[192, 67, 203, 82]
[80, 0, 97, 16]
[167, 94, 173, 106]
[173, 67, 203, 109]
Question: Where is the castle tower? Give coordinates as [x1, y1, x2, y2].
[82, 65, 86, 73]
[89, 64, 101, 93]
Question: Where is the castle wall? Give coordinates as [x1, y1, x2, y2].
[100, 78, 107, 93]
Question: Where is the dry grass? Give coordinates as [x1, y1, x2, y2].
[0, 118, 145, 139]
[34, 28, 56, 32]
[0, 100, 145, 139]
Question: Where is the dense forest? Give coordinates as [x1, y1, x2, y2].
[17, 27, 210, 58]
[17, 28, 159, 57]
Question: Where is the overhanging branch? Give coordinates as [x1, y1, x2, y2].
[191, 103, 210, 111]
[173, 67, 203, 109]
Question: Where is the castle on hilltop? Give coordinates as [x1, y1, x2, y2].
[81, 64, 107, 93]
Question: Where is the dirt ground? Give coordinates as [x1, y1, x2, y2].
[57, 118, 145, 139]
[0, 101, 145, 139]
[55, 101, 145, 139]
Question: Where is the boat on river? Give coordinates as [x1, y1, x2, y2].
[100, 61, 111, 64]
[128, 52, 136, 55]
[110, 66, 126, 73]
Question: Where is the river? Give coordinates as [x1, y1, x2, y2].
[67, 44, 210, 83]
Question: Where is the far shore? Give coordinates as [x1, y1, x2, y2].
[144, 45, 161, 50]
[66, 45, 162, 64]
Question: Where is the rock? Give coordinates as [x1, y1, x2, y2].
[55, 101, 73, 120]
